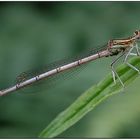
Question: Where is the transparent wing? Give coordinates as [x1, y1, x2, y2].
[15, 44, 107, 94]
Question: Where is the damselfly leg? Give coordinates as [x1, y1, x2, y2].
[134, 43, 140, 56]
[124, 43, 140, 74]
[111, 43, 140, 87]
[111, 52, 125, 87]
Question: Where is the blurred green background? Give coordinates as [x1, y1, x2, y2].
[1, 2, 140, 138]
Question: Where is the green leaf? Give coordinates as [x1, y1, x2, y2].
[39, 57, 140, 138]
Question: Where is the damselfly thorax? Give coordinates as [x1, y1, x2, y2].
[107, 31, 140, 56]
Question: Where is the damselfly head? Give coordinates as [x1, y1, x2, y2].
[134, 30, 140, 40]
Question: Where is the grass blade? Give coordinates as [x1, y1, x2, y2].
[39, 57, 140, 138]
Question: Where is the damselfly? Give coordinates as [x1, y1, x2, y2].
[0, 30, 140, 96]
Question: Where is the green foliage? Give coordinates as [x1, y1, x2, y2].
[39, 57, 140, 138]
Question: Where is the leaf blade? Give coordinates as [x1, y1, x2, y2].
[39, 57, 140, 138]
